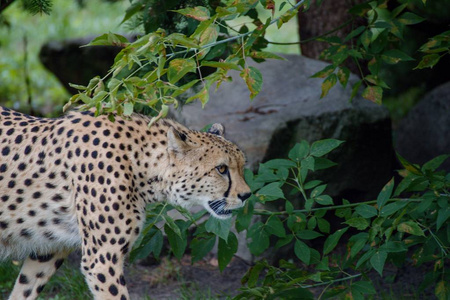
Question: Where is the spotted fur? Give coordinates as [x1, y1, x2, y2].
[0, 106, 250, 299]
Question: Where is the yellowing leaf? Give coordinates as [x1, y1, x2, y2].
[167, 58, 196, 84]
[414, 54, 441, 69]
[362, 86, 383, 104]
[173, 6, 210, 21]
[240, 66, 263, 100]
[320, 74, 337, 98]
[397, 221, 425, 236]
[198, 25, 219, 59]
[337, 67, 350, 88]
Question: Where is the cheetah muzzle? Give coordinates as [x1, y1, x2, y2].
[0, 106, 251, 300]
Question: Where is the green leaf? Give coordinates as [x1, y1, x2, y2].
[345, 217, 370, 230]
[381, 49, 414, 64]
[398, 12, 425, 25]
[351, 281, 376, 295]
[311, 65, 335, 79]
[68, 83, 87, 90]
[350, 237, 367, 258]
[168, 33, 199, 48]
[163, 215, 182, 237]
[311, 184, 327, 198]
[437, 207, 450, 230]
[256, 182, 285, 201]
[191, 234, 216, 262]
[370, 251, 387, 276]
[362, 85, 383, 104]
[263, 159, 297, 169]
[376, 178, 394, 209]
[304, 180, 323, 190]
[435, 280, 449, 300]
[240, 66, 263, 99]
[344, 26, 366, 42]
[315, 195, 333, 206]
[167, 58, 196, 84]
[294, 240, 311, 265]
[310, 139, 344, 157]
[277, 7, 299, 28]
[350, 80, 363, 101]
[205, 217, 232, 241]
[248, 222, 270, 256]
[198, 25, 219, 59]
[288, 141, 309, 162]
[379, 201, 407, 217]
[265, 216, 286, 238]
[243, 262, 265, 288]
[360, 30, 372, 50]
[130, 227, 163, 261]
[123, 102, 134, 116]
[320, 74, 337, 98]
[414, 54, 441, 69]
[313, 157, 338, 171]
[317, 218, 330, 233]
[218, 233, 238, 271]
[201, 61, 240, 70]
[355, 204, 378, 218]
[379, 241, 407, 253]
[85, 32, 129, 47]
[186, 85, 210, 108]
[396, 153, 422, 175]
[397, 221, 425, 236]
[323, 227, 349, 255]
[250, 51, 286, 60]
[422, 154, 449, 171]
[173, 6, 210, 21]
[165, 223, 187, 259]
[121, 1, 144, 24]
[356, 249, 375, 269]
[297, 230, 323, 240]
[337, 67, 350, 88]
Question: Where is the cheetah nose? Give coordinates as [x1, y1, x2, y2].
[238, 192, 251, 202]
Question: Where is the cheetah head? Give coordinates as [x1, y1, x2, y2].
[165, 124, 251, 219]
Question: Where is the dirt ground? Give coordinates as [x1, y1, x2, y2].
[125, 254, 249, 299]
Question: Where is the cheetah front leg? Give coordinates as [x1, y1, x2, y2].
[76, 191, 143, 300]
[8, 252, 68, 300]
[80, 245, 130, 300]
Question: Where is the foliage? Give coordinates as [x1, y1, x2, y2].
[311, 0, 449, 104]
[129, 138, 449, 299]
[232, 144, 449, 299]
[63, 0, 302, 120]
[21, 0, 53, 15]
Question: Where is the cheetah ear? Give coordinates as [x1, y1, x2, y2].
[167, 127, 191, 154]
[208, 123, 224, 136]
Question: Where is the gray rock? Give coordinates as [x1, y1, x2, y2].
[174, 54, 395, 263]
[39, 37, 122, 94]
[395, 81, 450, 171]
[174, 54, 394, 200]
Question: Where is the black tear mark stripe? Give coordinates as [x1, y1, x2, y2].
[224, 171, 231, 198]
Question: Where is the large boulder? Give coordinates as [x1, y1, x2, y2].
[174, 54, 395, 201]
[39, 37, 122, 94]
[395, 81, 450, 171]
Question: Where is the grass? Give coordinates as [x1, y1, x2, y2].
[0, 0, 127, 112]
[0, 259, 90, 300]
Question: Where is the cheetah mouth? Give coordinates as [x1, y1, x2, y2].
[207, 199, 233, 218]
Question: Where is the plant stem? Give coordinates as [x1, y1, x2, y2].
[300, 273, 362, 288]
[254, 197, 425, 216]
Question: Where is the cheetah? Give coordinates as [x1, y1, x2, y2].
[0, 106, 251, 299]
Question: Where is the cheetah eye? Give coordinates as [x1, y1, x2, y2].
[216, 165, 228, 175]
